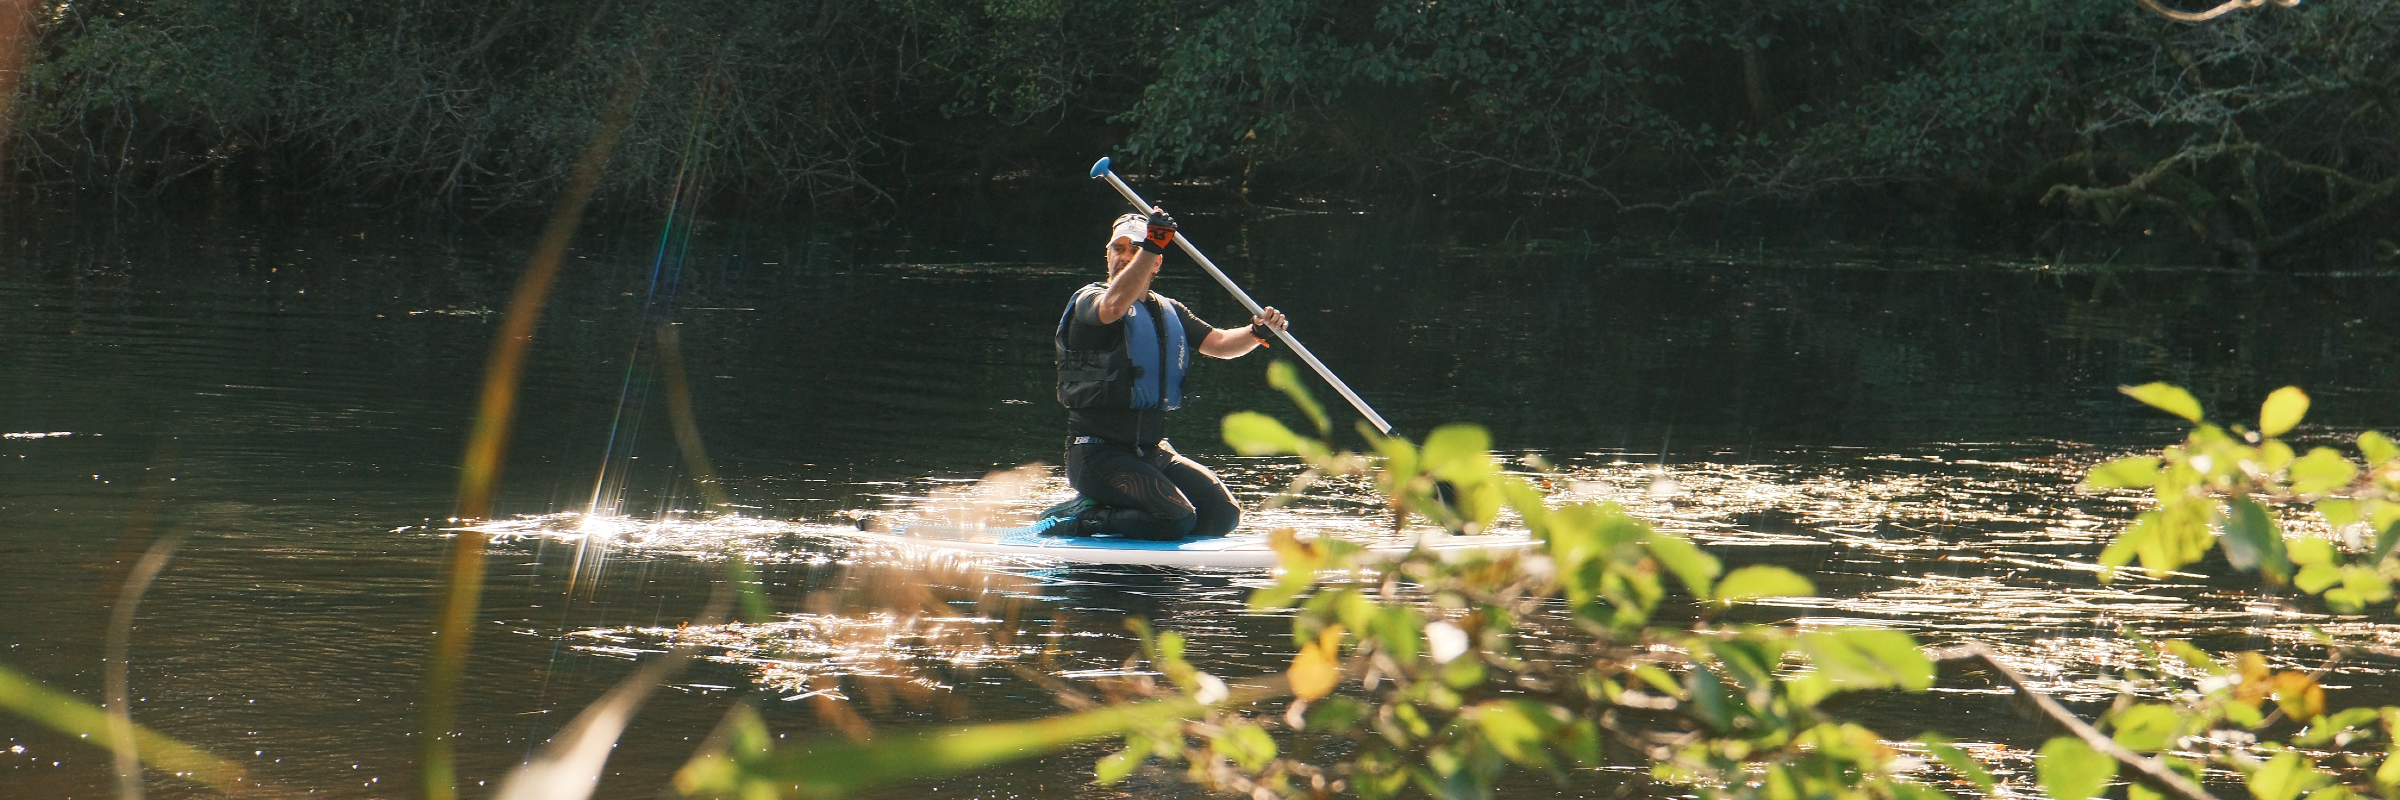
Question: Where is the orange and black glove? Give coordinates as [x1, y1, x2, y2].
[1136, 208, 1178, 254]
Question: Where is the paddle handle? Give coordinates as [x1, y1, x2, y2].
[1091, 157, 1394, 435]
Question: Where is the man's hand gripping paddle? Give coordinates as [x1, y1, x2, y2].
[1089, 157, 1395, 435]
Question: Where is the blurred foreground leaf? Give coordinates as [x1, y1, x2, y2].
[1797, 629, 1933, 691]
[1223, 411, 1303, 456]
[2036, 737, 2117, 800]
[2291, 448, 2359, 496]
[1265, 360, 1331, 437]
[1919, 734, 1995, 795]
[2259, 387, 2309, 438]
[1711, 565, 1815, 604]
[677, 695, 1220, 798]
[2222, 497, 2293, 581]
[2108, 703, 2183, 752]
[0, 661, 261, 796]
[2085, 456, 2162, 490]
[2122, 383, 2204, 423]
[2249, 752, 2325, 800]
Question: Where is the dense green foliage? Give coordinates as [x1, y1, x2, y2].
[16, 0, 1168, 208]
[10, 1, 2400, 254]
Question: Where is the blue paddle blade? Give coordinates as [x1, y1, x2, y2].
[1089, 157, 1112, 178]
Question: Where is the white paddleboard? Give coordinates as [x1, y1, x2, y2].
[848, 522, 1534, 568]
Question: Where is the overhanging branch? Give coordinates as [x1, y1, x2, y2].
[1928, 642, 2224, 800]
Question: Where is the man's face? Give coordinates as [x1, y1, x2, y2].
[1106, 237, 1138, 277]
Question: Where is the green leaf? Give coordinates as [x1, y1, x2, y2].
[2164, 641, 2225, 674]
[1558, 719, 1602, 768]
[2086, 456, 2163, 490]
[2110, 703, 2183, 752]
[1798, 628, 1933, 691]
[2260, 387, 2310, 438]
[2122, 383, 2205, 423]
[2250, 752, 2322, 800]
[1418, 424, 1497, 484]
[2321, 706, 2381, 733]
[2223, 497, 2293, 581]
[2377, 507, 2400, 564]
[2360, 431, 2398, 467]
[2324, 566, 2393, 613]
[1222, 411, 1303, 456]
[1374, 606, 1425, 663]
[1472, 700, 1555, 768]
[1630, 664, 1685, 700]
[2099, 512, 2151, 570]
[1264, 360, 1331, 437]
[2319, 499, 2361, 534]
[1643, 531, 1721, 598]
[2296, 563, 2342, 594]
[2375, 745, 2400, 793]
[2291, 448, 2360, 496]
[1303, 697, 1369, 733]
[1440, 655, 1486, 689]
[2036, 737, 2117, 800]
[727, 556, 775, 624]
[1368, 429, 1418, 494]
[1705, 638, 1784, 695]
[1685, 664, 1732, 731]
[1785, 672, 1836, 708]
[2344, 565, 2393, 602]
[1919, 734, 1996, 795]
[2264, 440, 2298, 473]
[2290, 537, 2338, 568]
[1210, 721, 1278, 772]
[1095, 746, 1146, 784]
[2222, 700, 2264, 729]
[1711, 565, 1815, 603]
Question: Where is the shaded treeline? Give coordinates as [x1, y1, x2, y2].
[10, 0, 2398, 265]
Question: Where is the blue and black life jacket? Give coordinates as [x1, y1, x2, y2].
[1055, 284, 1188, 410]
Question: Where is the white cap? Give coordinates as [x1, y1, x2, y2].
[1110, 215, 1148, 246]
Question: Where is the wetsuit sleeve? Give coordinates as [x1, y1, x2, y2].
[1066, 288, 1122, 352]
[1072, 288, 1106, 326]
[1173, 300, 1213, 345]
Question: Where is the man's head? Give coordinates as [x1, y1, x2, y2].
[1105, 213, 1147, 277]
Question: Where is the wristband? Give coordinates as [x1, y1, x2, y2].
[1134, 239, 1165, 255]
[1249, 322, 1275, 346]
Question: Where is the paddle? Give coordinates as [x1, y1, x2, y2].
[1089, 157, 1395, 435]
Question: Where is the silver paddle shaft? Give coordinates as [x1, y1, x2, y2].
[1096, 169, 1394, 435]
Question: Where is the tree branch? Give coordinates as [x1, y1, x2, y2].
[2136, 0, 2300, 24]
[1927, 642, 2223, 800]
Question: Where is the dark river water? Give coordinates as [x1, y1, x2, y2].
[7, 196, 2400, 799]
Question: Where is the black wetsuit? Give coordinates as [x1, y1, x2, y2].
[1060, 289, 1241, 540]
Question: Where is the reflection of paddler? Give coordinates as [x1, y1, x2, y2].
[1038, 209, 1288, 540]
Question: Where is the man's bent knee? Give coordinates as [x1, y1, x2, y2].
[1192, 505, 1239, 538]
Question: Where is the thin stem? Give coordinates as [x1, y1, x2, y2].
[105, 532, 185, 800]
[1928, 642, 2223, 800]
[421, 42, 648, 800]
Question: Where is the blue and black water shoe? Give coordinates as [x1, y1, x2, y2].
[1031, 496, 1097, 537]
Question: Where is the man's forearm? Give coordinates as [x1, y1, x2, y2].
[1199, 327, 1263, 358]
[1096, 253, 1160, 323]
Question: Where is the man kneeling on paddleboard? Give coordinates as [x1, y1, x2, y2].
[1037, 209, 1287, 540]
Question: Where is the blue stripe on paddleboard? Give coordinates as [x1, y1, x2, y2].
[992, 527, 1252, 551]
